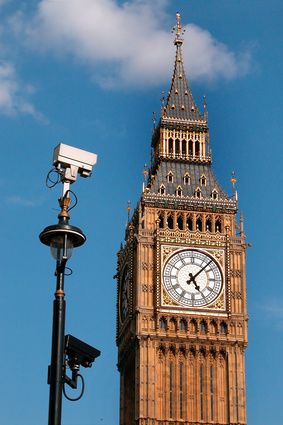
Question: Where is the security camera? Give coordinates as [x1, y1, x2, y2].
[53, 143, 97, 183]
[65, 334, 100, 370]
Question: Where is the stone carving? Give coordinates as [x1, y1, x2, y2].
[209, 292, 225, 309]
[163, 292, 175, 305]
[142, 283, 154, 293]
[162, 245, 177, 262]
[231, 269, 242, 278]
[209, 249, 224, 266]
[142, 262, 154, 271]
[231, 291, 242, 299]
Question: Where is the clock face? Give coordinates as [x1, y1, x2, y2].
[120, 265, 130, 322]
[163, 249, 223, 307]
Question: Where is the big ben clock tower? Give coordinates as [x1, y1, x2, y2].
[116, 13, 248, 425]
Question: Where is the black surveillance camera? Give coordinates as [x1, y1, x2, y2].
[65, 334, 101, 370]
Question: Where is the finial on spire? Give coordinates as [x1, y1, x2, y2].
[230, 171, 237, 189]
[230, 171, 238, 201]
[203, 95, 208, 121]
[152, 111, 156, 130]
[161, 91, 165, 107]
[127, 200, 131, 223]
[160, 91, 166, 117]
[172, 12, 185, 45]
[143, 164, 149, 192]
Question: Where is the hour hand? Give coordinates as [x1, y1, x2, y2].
[186, 272, 194, 285]
[187, 273, 200, 291]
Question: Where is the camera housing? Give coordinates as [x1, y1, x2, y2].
[53, 143, 97, 182]
[65, 334, 101, 369]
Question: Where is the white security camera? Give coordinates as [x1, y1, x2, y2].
[53, 143, 97, 183]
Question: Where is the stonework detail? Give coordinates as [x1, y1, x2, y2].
[116, 13, 248, 425]
[142, 262, 154, 271]
[231, 269, 242, 277]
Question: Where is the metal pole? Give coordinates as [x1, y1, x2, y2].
[48, 265, 66, 425]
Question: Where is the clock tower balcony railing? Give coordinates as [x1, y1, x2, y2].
[158, 151, 211, 163]
[142, 192, 237, 213]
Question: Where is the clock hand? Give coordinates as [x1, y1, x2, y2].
[191, 260, 213, 280]
[187, 273, 200, 291]
[187, 273, 195, 285]
[193, 281, 200, 291]
[187, 261, 212, 290]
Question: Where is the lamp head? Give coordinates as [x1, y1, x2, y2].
[39, 222, 86, 261]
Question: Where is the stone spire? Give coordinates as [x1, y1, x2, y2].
[163, 13, 203, 122]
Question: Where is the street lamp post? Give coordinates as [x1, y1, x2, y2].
[40, 196, 86, 425]
[39, 144, 100, 425]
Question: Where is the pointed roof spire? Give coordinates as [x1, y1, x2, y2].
[163, 13, 203, 122]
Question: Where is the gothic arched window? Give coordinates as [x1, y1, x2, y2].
[176, 186, 182, 197]
[182, 140, 186, 156]
[159, 317, 167, 330]
[180, 319, 186, 331]
[186, 215, 193, 231]
[159, 185, 165, 195]
[215, 217, 222, 233]
[195, 140, 200, 156]
[196, 217, 203, 231]
[206, 217, 212, 232]
[175, 139, 180, 155]
[200, 321, 207, 334]
[220, 322, 228, 335]
[189, 140, 193, 156]
[212, 189, 218, 200]
[167, 214, 174, 229]
[158, 213, 164, 228]
[183, 173, 190, 185]
[177, 215, 184, 230]
[200, 174, 206, 186]
[195, 188, 201, 199]
[167, 171, 174, 183]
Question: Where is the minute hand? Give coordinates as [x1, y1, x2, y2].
[192, 260, 213, 280]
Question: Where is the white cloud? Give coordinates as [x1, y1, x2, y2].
[258, 299, 283, 330]
[5, 195, 41, 207]
[21, 0, 251, 88]
[0, 60, 45, 119]
[262, 301, 283, 319]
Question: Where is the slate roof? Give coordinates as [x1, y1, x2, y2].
[163, 43, 203, 122]
[149, 161, 229, 200]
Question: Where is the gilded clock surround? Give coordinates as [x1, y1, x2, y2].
[116, 13, 248, 425]
[160, 245, 226, 311]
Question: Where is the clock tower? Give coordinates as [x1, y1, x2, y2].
[116, 14, 248, 425]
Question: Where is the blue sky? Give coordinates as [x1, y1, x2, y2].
[0, 1, 282, 424]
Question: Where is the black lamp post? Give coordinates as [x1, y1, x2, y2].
[39, 196, 85, 425]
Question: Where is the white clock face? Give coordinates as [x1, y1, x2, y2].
[163, 249, 223, 307]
